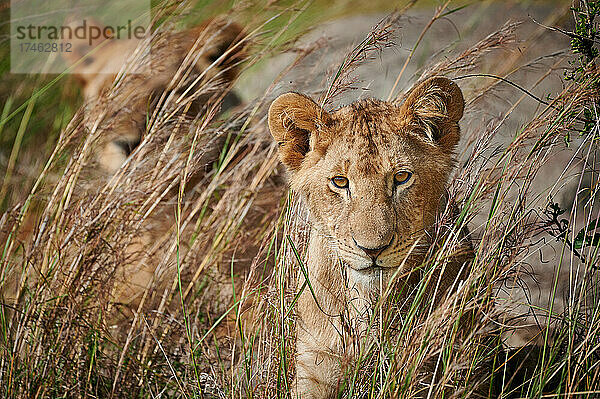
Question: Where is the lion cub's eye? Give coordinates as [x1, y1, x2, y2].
[394, 171, 412, 186]
[331, 176, 349, 189]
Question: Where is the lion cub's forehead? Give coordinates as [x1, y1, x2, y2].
[328, 98, 416, 174]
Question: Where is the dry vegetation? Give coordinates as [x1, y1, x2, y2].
[1, 0, 599, 398]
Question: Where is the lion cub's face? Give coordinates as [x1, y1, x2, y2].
[269, 77, 464, 275]
[63, 19, 245, 174]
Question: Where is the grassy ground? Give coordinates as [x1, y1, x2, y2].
[0, 0, 598, 398]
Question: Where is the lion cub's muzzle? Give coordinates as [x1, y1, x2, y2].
[353, 236, 394, 262]
[343, 233, 396, 272]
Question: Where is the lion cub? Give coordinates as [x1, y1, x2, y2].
[269, 77, 470, 397]
[2, 19, 247, 318]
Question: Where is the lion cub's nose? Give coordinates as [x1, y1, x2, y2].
[353, 238, 392, 260]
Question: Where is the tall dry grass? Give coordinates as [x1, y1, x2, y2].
[1, 1, 598, 398]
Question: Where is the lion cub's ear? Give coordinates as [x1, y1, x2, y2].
[399, 76, 464, 150]
[184, 19, 247, 81]
[268, 92, 331, 171]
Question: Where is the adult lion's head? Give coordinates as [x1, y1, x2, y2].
[268, 77, 464, 278]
